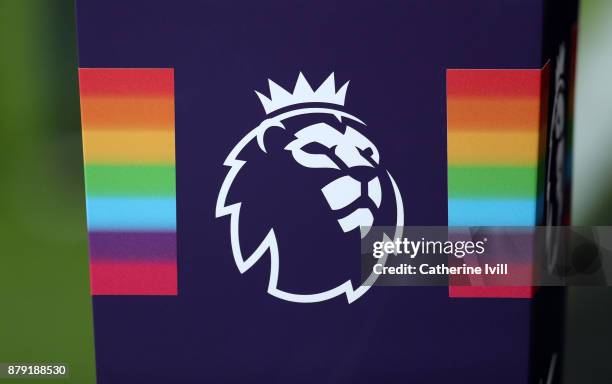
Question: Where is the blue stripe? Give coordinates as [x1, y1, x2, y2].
[448, 198, 535, 226]
[86, 197, 176, 231]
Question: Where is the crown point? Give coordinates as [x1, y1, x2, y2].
[317, 73, 336, 95]
[334, 81, 349, 104]
[294, 72, 314, 97]
[268, 80, 293, 101]
[255, 90, 273, 114]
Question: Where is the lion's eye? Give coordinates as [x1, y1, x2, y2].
[360, 147, 374, 159]
[300, 142, 331, 156]
[358, 147, 377, 165]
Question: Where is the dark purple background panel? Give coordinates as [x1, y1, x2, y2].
[75, 1, 544, 382]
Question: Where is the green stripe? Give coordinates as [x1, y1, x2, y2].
[448, 165, 537, 198]
[85, 164, 175, 196]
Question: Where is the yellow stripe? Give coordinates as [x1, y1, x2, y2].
[82, 130, 175, 164]
[448, 131, 538, 165]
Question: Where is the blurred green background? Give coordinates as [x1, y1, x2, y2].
[0, 1, 96, 383]
[564, 0, 612, 383]
[573, 0, 612, 225]
[0, 0, 610, 383]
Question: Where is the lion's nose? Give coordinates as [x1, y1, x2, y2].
[321, 175, 361, 211]
[320, 175, 382, 236]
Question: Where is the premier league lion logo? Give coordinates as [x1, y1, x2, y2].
[215, 73, 403, 303]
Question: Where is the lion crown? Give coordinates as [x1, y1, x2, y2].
[255, 72, 349, 114]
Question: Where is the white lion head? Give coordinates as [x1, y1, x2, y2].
[215, 74, 403, 303]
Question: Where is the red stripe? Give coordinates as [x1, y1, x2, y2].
[447, 69, 542, 99]
[448, 286, 534, 299]
[79, 68, 174, 97]
[90, 261, 177, 295]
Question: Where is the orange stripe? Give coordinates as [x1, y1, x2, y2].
[448, 131, 538, 165]
[80, 96, 174, 131]
[79, 68, 173, 98]
[82, 130, 175, 164]
[447, 97, 541, 131]
[447, 69, 542, 99]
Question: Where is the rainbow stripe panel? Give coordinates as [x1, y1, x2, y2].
[447, 68, 546, 298]
[79, 68, 177, 295]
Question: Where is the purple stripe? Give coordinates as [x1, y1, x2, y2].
[88, 231, 176, 262]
